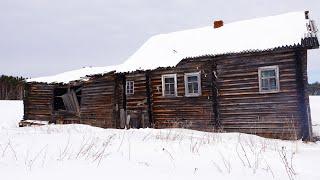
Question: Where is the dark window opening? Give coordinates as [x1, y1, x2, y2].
[53, 86, 82, 113]
[54, 88, 67, 111]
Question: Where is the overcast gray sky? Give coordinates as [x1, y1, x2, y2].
[0, 0, 319, 82]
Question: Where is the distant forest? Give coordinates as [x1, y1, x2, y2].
[0, 75, 25, 100]
[308, 82, 320, 95]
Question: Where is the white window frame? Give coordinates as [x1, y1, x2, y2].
[258, 65, 280, 93]
[184, 72, 202, 97]
[161, 74, 177, 97]
[126, 81, 134, 95]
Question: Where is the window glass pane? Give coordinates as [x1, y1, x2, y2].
[270, 78, 277, 90]
[165, 84, 170, 94]
[187, 76, 198, 82]
[165, 77, 174, 84]
[169, 84, 175, 94]
[188, 83, 193, 93]
[261, 70, 276, 78]
[261, 79, 269, 90]
[193, 82, 199, 93]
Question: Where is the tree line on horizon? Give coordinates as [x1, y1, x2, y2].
[308, 82, 320, 95]
[0, 75, 25, 100]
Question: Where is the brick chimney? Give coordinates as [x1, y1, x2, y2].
[213, 20, 224, 29]
[305, 11, 309, 19]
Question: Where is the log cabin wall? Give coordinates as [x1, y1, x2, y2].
[214, 49, 305, 139]
[79, 74, 118, 128]
[24, 83, 54, 122]
[21, 48, 313, 140]
[150, 59, 216, 131]
[125, 71, 151, 128]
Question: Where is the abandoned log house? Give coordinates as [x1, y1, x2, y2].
[21, 11, 319, 140]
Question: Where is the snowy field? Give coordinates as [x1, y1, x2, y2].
[310, 96, 320, 136]
[0, 97, 319, 180]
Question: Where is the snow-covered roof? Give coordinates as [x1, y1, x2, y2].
[28, 11, 318, 83]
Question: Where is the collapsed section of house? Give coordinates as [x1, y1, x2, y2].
[54, 86, 81, 114]
[21, 11, 319, 140]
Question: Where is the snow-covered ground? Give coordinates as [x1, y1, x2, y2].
[0, 97, 319, 180]
[310, 96, 320, 136]
[0, 100, 23, 129]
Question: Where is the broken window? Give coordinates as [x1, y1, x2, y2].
[54, 88, 67, 111]
[53, 86, 82, 114]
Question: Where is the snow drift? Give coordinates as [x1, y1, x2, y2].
[310, 96, 320, 136]
[0, 96, 319, 179]
[0, 100, 23, 129]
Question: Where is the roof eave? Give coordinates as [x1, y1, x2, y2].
[301, 36, 319, 49]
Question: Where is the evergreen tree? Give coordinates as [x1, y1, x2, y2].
[308, 82, 320, 95]
[0, 75, 25, 100]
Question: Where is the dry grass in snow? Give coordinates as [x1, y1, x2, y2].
[0, 96, 319, 180]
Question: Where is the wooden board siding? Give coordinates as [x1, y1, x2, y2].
[54, 112, 80, 124]
[125, 72, 150, 128]
[215, 49, 303, 139]
[24, 83, 54, 122]
[80, 74, 117, 128]
[150, 60, 215, 131]
[21, 47, 314, 140]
